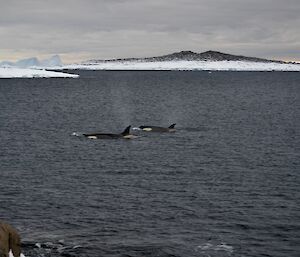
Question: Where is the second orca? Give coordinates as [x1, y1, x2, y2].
[139, 123, 176, 132]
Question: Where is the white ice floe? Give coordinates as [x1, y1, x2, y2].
[63, 60, 300, 71]
[0, 67, 79, 78]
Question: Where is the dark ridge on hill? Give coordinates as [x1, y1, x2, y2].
[143, 50, 283, 63]
[87, 50, 291, 64]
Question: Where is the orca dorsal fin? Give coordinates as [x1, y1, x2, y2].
[121, 125, 131, 136]
[168, 123, 176, 129]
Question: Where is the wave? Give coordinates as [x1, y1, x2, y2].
[196, 242, 234, 254]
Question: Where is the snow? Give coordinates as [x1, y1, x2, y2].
[63, 60, 300, 71]
[9, 250, 25, 257]
[0, 67, 79, 78]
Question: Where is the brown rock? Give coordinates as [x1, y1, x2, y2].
[0, 222, 21, 257]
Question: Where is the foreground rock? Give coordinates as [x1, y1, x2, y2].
[0, 222, 21, 257]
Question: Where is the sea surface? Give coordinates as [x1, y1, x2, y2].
[0, 71, 299, 257]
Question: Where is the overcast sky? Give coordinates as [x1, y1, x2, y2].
[1, 0, 299, 63]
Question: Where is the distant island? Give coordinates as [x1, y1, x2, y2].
[1, 51, 300, 77]
[88, 50, 296, 64]
[64, 50, 300, 71]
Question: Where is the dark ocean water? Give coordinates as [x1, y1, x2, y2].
[0, 71, 299, 257]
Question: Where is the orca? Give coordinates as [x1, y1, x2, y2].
[83, 125, 135, 139]
[139, 123, 176, 132]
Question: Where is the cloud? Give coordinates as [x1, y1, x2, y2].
[0, 0, 299, 62]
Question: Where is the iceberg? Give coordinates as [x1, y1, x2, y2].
[39, 55, 62, 67]
[15, 57, 40, 68]
[0, 55, 63, 68]
[0, 67, 79, 78]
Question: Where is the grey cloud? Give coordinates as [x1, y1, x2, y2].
[0, 0, 299, 62]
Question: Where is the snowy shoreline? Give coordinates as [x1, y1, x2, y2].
[0, 67, 79, 78]
[61, 60, 300, 72]
[1, 61, 299, 78]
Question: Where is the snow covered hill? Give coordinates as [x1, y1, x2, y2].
[62, 51, 300, 71]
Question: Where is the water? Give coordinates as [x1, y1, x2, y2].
[0, 71, 299, 257]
